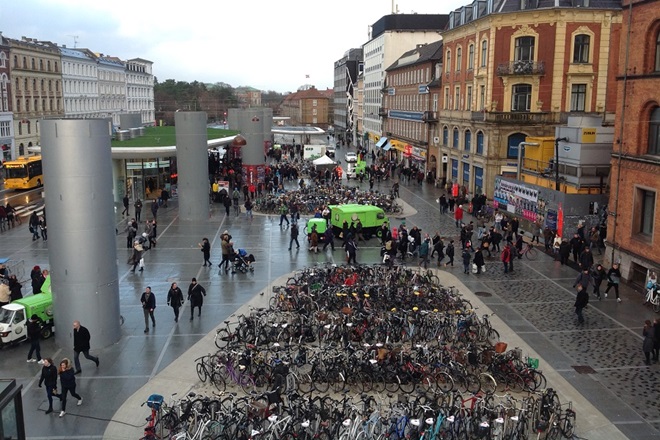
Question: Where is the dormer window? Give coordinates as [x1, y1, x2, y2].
[521, 0, 538, 9]
[572, 0, 590, 6]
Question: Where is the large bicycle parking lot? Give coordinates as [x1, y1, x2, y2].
[0, 163, 657, 439]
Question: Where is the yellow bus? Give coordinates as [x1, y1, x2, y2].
[3, 155, 44, 189]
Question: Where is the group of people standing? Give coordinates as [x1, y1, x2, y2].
[139, 278, 208, 331]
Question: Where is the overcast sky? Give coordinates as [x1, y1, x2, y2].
[2, 0, 467, 93]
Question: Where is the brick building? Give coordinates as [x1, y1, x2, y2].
[606, 0, 660, 282]
[280, 87, 331, 129]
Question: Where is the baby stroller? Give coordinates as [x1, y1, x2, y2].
[231, 248, 255, 273]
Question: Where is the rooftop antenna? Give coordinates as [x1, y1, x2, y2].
[67, 35, 79, 48]
[391, 0, 399, 13]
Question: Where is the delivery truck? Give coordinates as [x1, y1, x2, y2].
[0, 292, 55, 346]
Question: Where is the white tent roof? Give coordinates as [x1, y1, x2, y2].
[312, 155, 335, 166]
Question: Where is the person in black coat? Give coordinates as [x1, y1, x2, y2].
[8, 275, 22, 302]
[167, 282, 184, 323]
[30, 265, 45, 294]
[73, 321, 99, 373]
[38, 357, 60, 414]
[188, 278, 207, 320]
[57, 358, 82, 417]
[26, 314, 42, 363]
[558, 239, 571, 265]
[199, 238, 212, 266]
[140, 287, 156, 333]
[472, 248, 485, 274]
[574, 284, 589, 324]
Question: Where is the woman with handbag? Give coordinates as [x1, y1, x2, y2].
[129, 240, 144, 273]
[167, 282, 184, 323]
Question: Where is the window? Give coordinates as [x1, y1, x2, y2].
[444, 87, 450, 109]
[512, 84, 532, 111]
[454, 86, 460, 110]
[453, 128, 459, 148]
[468, 44, 475, 70]
[466, 86, 473, 111]
[649, 107, 660, 155]
[476, 131, 484, 154]
[479, 85, 486, 110]
[456, 47, 462, 71]
[481, 40, 488, 67]
[573, 35, 590, 63]
[443, 126, 449, 146]
[446, 50, 451, 73]
[464, 130, 472, 151]
[637, 189, 656, 236]
[655, 32, 660, 72]
[514, 37, 535, 61]
[570, 84, 587, 111]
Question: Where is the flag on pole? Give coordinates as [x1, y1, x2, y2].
[305, 74, 310, 78]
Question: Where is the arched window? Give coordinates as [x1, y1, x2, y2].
[649, 106, 660, 155]
[507, 133, 527, 159]
[481, 40, 488, 67]
[573, 34, 590, 63]
[456, 47, 462, 72]
[476, 131, 485, 154]
[443, 126, 449, 146]
[453, 128, 459, 149]
[464, 130, 472, 151]
[655, 32, 660, 72]
[446, 50, 451, 73]
[468, 44, 475, 70]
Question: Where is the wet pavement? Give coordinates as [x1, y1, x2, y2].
[0, 151, 658, 439]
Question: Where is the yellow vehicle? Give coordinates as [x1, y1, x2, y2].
[3, 155, 43, 189]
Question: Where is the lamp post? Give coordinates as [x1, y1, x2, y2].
[554, 137, 569, 191]
[516, 142, 539, 181]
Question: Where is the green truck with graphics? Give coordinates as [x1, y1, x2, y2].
[328, 204, 389, 240]
[0, 279, 55, 346]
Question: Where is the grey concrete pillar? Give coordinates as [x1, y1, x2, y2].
[175, 111, 209, 221]
[229, 108, 272, 186]
[41, 118, 121, 349]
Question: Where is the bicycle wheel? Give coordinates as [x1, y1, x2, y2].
[371, 373, 386, 393]
[197, 362, 209, 383]
[210, 371, 227, 392]
[435, 371, 454, 394]
[653, 298, 660, 313]
[562, 410, 576, 438]
[215, 329, 231, 349]
[525, 246, 538, 261]
[507, 373, 525, 393]
[297, 372, 314, 394]
[529, 370, 547, 392]
[398, 373, 415, 393]
[313, 372, 331, 393]
[486, 328, 500, 346]
[479, 373, 497, 395]
[240, 374, 256, 394]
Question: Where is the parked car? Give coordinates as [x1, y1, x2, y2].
[326, 145, 336, 158]
[345, 152, 357, 163]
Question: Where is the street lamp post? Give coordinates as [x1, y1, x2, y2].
[554, 137, 569, 191]
[516, 142, 539, 181]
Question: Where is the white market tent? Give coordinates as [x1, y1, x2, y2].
[312, 155, 335, 166]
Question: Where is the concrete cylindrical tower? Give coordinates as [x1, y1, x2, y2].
[41, 118, 121, 349]
[175, 111, 209, 221]
[230, 108, 272, 186]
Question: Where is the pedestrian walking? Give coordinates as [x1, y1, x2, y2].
[604, 263, 622, 302]
[419, 236, 431, 269]
[643, 320, 654, 365]
[462, 248, 471, 274]
[0, 280, 9, 307]
[346, 236, 358, 265]
[558, 239, 571, 265]
[245, 198, 253, 219]
[140, 287, 156, 333]
[653, 318, 660, 363]
[26, 314, 43, 363]
[578, 247, 594, 271]
[122, 195, 130, 216]
[219, 232, 232, 273]
[472, 248, 485, 274]
[322, 227, 335, 251]
[72, 321, 99, 374]
[454, 205, 464, 228]
[29, 212, 40, 241]
[134, 198, 143, 222]
[573, 268, 592, 291]
[167, 282, 184, 323]
[39, 214, 47, 241]
[278, 202, 289, 226]
[501, 243, 512, 273]
[57, 358, 82, 417]
[188, 278, 206, 320]
[591, 264, 606, 300]
[129, 239, 144, 273]
[445, 240, 455, 267]
[574, 284, 589, 324]
[125, 218, 137, 248]
[199, 238, 212, 266]
[309, 226, 319, 253]
[160, 188, 169, 208]
[223, 196, 232, 216]
[38, 357, 59, 414]
[288, 222, 300, 250]
[150, 199, 159, 220]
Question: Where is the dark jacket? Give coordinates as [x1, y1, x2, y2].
[574, 288, 589, 309]
[188, 283, 206, 307]
[201, 241, 211, 259]
[39, 364, 58, 388]
[27, 318, 41, 340]
[446, 243, 455, 258]
[31, 269, 45, 294]
[462, 250, 471, 265]
[579, 250, 594, 269]
[473, 250, 485, 267]
[73, 326, 92, 352]
[59, 367, 76, 389]
[167, 287, 184, 308]
[573, 272, 592, 290]
[290, 223, 299, 238]
[8, 278, 22, 301]
[141, 291, 156, 310]
[607, 267, 622, 285]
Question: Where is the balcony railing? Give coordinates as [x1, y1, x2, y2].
[422, 111, 438, 123]
[497, 60, 545, 76]
[470, 111, 561, 124]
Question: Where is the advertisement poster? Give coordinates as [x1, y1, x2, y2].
[493, 177, 540, 222]
[545, 210, 557, 231]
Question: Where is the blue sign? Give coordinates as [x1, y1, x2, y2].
[388, 110, 424, 122]
[418, 85, 429, 94]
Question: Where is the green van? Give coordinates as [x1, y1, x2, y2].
[328, 204, 389, 240]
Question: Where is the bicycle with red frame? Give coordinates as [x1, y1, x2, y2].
[140, 394, 163, 440]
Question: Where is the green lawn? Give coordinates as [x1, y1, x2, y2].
[110, 126, 239, 147]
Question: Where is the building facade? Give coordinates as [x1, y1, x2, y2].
[382, 40, 444, 176]
[437, 0, 621, 198]
[362, 14, 449, 148]
[280, 87, 331, 129]
[0, 34, 13, 163]
[333, 48, 363, 146]
[7, 37, 64, 155]
[606, 0, 660, 282]
[126, 58, 155, 126]
[60, 47, 99, 119]
[97, 55, 127, 128]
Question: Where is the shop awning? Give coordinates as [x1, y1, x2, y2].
[383, 142, 391, 151]
[375, 137, 388, 148]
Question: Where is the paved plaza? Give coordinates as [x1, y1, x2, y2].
[0, 153, 658, 439]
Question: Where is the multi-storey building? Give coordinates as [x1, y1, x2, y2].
[333, 48, 363, 146]
[280, 87, 331, 129]
[606, 0, 660, 282]
[362, 14, 449, 148]
[236, 87, 262, 107]
[97, 54, 126, 128]
[356, 73, 364, 146]
[7, 36, 64, 154]
[382, 40, 444, 176]
[0, 33, 13, 163]
[60, 47, 99, 119]
[126, 58, 155, 126]
[437, 0, 621, 198]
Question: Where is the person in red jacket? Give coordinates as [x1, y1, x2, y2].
[454, 204, 464, 228]
[501, 243, 512, 273]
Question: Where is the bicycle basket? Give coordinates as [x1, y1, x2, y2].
[527, 357, 540, 369]
[147, 394, 164, 410]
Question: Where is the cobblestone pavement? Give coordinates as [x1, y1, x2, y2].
[0, 151, 657, 439]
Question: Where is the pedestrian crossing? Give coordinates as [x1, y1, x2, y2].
[13, 201, 45, 219]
